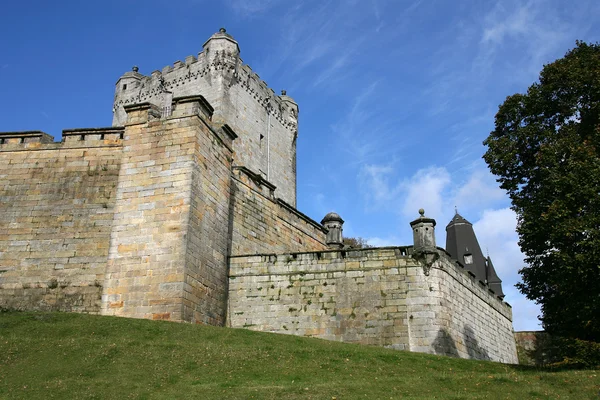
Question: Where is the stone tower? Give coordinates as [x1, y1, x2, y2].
[111, 28, 299, 206]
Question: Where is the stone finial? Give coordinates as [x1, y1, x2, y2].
[281, 90, 287, 96]
[132, 66, 139, 73]
[409, 209, 438, 274]
[219, 27, 226, 33]
[321, 212, 344, 249]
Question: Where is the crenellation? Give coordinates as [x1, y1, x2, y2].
[0, 131, 54, 146]
[62, 127, 124, 144]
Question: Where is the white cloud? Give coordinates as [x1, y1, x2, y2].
[481, 2, 533, 45]
[505, 287, 542, 331]
[400, 166, 451, 220]
[367, 236, 400, 247]
[453, 169, 505, 213]
[473, 208, 522, 276]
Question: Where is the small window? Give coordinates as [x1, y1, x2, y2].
[464, 254, 473, 264]
[122, 84, 127, 90]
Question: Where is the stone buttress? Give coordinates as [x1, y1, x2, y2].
[102, 96, 235, 324]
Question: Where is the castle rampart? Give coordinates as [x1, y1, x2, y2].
[0, 28, 518, 364]
[229, 166, 328, 257]
[0, 93, 329, 324]
[228, 247, 517, 364]
[0, 129, 122, 313]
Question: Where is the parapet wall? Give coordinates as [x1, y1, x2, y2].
[230, 166, 328, 256]
[418, 251, 517, 363]
[0, 130, 123, 312]
[228, 248, 518, 363]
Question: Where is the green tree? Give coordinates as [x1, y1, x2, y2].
[483, 41, 600, 342]
[343, 237, 373, 249]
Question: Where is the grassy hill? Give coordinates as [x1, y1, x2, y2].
[0, 312, 597, 399]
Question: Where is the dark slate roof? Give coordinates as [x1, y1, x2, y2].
[445, 213, 488, 284]
[486, 257, 505, 298]
[445, 212, 505, 298]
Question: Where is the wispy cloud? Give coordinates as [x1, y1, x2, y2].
[331, 79, 408, 166]
[358, 163, 398, 210]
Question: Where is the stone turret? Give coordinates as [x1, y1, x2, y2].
[279, 90, 299, 128]
[202, 28, 240, 62]
[321, 212, 344, 249]
[410, 208, 436, 253]
[485, 256, 505, 298]
[113, 66, 144, 117]
[410, 209, 438, 274]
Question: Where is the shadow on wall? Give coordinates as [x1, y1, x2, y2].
[432, 326, 490, 361]
[433, 329, 459, 357]
[464, 325, 490, 361]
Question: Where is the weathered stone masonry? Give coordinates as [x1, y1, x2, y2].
[0, 129, 122, 312]
[0, 28, 518, 363]
[228, 246, 517, 364]
[0, 94, 325, 324]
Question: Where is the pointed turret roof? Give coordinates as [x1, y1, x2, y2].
[445, 211, 487, 282]
[485, 257, 505, 298]
[447, 212, 471, 226]
[445, 211, 505, 298]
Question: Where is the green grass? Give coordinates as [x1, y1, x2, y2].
[0, 312, 598, 399]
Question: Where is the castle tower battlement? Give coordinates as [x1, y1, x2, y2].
[112, 28, 298, 206]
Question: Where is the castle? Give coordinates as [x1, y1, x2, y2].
[0, 29, 518, 363]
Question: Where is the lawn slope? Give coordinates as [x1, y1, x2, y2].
[0, 312, 597, 399]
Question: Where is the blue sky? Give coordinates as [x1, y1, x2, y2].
[1, 0, 599, 331]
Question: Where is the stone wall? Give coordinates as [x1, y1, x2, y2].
[413, 252, 517, 363]
[0, 129, 123, 313]
[514, 331, 548, 365]
[229, 166, 328, 256]
[228, 247, 518, 363]
[102, 97, 234, 325]
[182, 99, 234, 325]
[228, 248, 415, 349]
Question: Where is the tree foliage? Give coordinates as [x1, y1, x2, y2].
[483, 41, 600, 342]
[343, 237, 373, 249]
